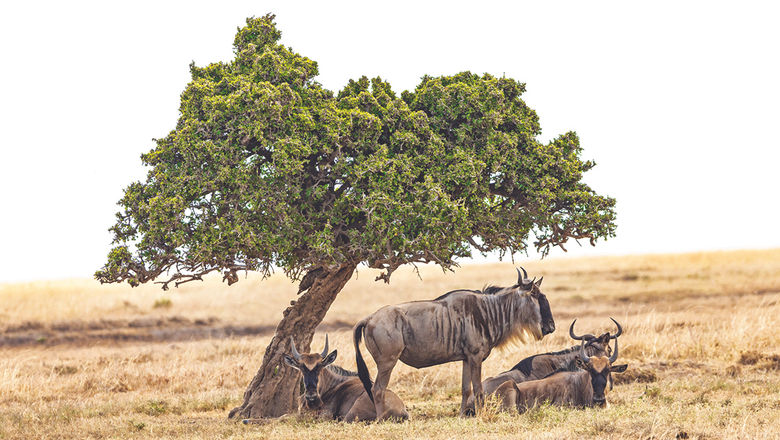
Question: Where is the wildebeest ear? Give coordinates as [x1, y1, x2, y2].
[283, 355, 300, 370]
[598, 333, 611, 345]
[611, 363, 628, 373]
[322, 350, 338, 366]
[535, 276, 543, 287]
[575, 357, 589, 369]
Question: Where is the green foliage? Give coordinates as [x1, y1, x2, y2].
[96, 14, 616, 289]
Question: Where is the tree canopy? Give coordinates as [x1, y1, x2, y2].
[96, 14, 616, 290]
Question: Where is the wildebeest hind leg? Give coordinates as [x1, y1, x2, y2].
[372, 358, 399, 421]
[494, 380, 520, 412]
[366, 324, 404, 421]
[344, 395, 374, 423]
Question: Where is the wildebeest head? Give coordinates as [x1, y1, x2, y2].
[516, 267, 555, 336]
[574, 338, 628, 407]
[569, 317, 623, 357]
[283, 335, 338, 409]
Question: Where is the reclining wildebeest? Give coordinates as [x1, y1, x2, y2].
[280, 335, 408, 422]
[353, 268, 555, 418]
[493, 336, 627, 412]
[480, 318, 623, 396]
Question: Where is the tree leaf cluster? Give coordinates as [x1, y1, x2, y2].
[96, 14, 616, 289]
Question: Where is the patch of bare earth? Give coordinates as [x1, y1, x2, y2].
[0, 316, 354, 348]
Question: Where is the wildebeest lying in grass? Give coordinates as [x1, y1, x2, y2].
[494, 337, 628, 412]
[354, 268, 555, 418]
[480, 318, 622, 396]
[281, 336, 408, 422]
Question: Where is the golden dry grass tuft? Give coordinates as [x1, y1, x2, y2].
[1, 249, 779, 439]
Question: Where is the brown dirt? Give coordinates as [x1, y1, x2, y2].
[613, 367, 658, 384]
[738, 351, 780, 370]
[0, 316, 355, 348]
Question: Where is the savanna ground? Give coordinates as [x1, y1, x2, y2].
[1, 249, 779, 439]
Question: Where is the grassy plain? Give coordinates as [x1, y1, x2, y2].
[1, 249, 779, 439]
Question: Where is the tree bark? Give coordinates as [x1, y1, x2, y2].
[228, 262, 357, 419]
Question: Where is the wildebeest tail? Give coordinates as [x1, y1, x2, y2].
[353, 319, 374, 402]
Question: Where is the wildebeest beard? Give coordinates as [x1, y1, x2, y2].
[536, 292, 554, 335]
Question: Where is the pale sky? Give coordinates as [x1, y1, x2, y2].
[1, 1, 778, 283]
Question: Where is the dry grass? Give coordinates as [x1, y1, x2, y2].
[1, 249, 780, 439]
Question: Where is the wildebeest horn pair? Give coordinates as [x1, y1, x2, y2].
[289, 335, 330, 361]
[516, 267, 528, 284]
[516, 267, 537, 287]
[579, 337, 619, 364]
[569, 318, 623, 340]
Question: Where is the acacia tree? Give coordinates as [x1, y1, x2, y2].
[96, 14, 616, 418]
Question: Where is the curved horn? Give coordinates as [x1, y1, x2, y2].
[569, 319, 585, 341]
[320, 334, 329, 358]
[609, 317, 623, 339]
[289, 337, 301, 361]
[608, 337, 619, 364]
[579, 340, 590, 363]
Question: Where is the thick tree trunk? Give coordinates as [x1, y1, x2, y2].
[228, 262, 357, 419]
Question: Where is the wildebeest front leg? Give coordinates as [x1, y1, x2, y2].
[461, 360, 474, 416]
[469, 359, 484, 413]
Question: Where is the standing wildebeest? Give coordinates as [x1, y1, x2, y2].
[494, 337, 628, 412]
[354, 268, 555, 418]
[480, 318, 623, 396]
[281, 336, 408, 422]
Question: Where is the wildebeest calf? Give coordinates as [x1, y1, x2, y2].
[283, 336, 408, 422]
[494, 337, 627, 412]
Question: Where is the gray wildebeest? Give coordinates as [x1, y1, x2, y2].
[480, 318, 623, 396]
[281, 336, 408, 422]
[353, 268, 555, 418]
[494, 337, 628, 412]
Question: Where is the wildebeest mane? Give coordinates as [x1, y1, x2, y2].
[327, 365, 359, 377]
[433, 285, 513, 301]
[433, 289, 483, 301]
[509, 346, 580, 376]
[482, 285, 508, 295]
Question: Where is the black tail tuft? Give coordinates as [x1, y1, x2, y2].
[353, 320, 374, 402]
